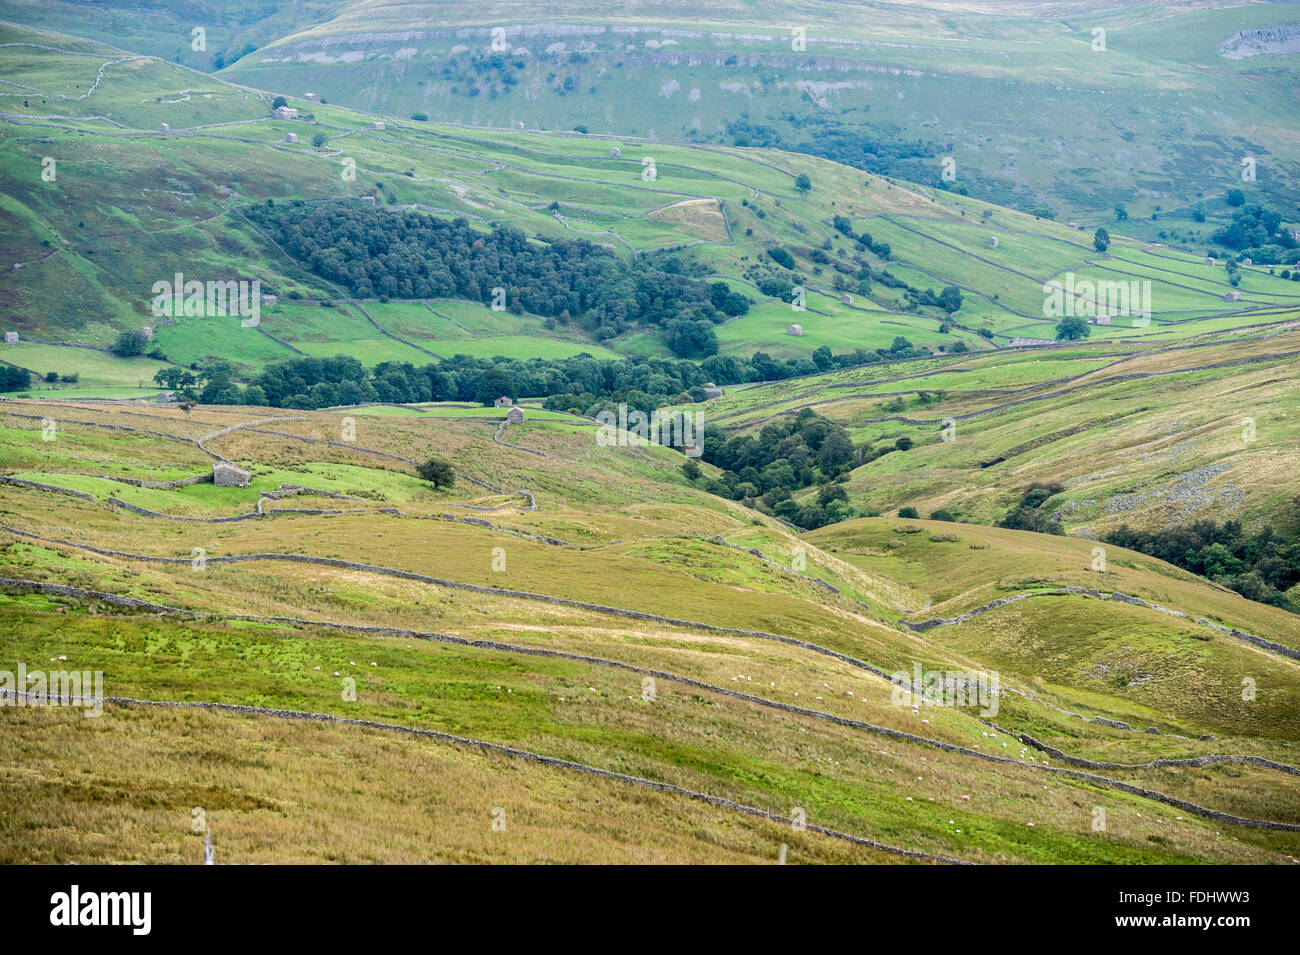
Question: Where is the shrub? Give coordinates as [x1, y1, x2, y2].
[995, 481, 1066, 535]
[768, 246, 796, 270]
[416, 457, 456, 488]
[110, 328, 150, 356]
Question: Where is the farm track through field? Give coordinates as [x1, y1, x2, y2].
[1, 576, 1297, 833]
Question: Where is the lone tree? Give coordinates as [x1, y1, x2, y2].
[1093, 227, 1110, 253]
[111, 328, 150, 357]
[794, 173, 812, 194]
[416, 457, 456, 489]
[1055, 315, 1091, 341]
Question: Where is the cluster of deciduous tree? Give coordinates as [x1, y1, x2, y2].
[1105, 516, 1300, 612]
[831, 216, 892, 261]
[691, 408, 886, 529]
[167, 336, 934, 412]
[1211, 202, 1297, 262]
[995, 481, 1066, 535]
[723, 118, 937, 180]
[243, 201, 744, 354]
[0, 365, 32, 391]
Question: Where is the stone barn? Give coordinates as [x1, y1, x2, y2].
[212, 461, 251, 487]
[494, 396, 514, 407]
[506, 406, 525, 425]
[3, 331, 17, 344]
[702, 382, 724, 399]
[1224, 290, 1242, 302]
[786, 324, 804, 337]
[272, 106, 299, 120]
[987, 236, 999, 248]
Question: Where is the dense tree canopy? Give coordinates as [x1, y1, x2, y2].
[1106, 516, 1300, 612]
[244, 202, 738, 347]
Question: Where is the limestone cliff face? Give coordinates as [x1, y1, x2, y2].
[1219, 22, 1300, 59]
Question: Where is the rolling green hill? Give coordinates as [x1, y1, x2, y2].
[1, 19, 1295, 381]
[2, 398, 1298, 863]
[1, 9, 1298, 867]
[5, 0, 1297, 226]
[693, 320, 1300, 544]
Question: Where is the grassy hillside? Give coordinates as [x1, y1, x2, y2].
[693, 320, 1300, 542]
[5, 0, 1294, 225]
[2, 397, 1298, 862]
[1, 11, 1298, 867]
[1, 19, 1294, 388]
